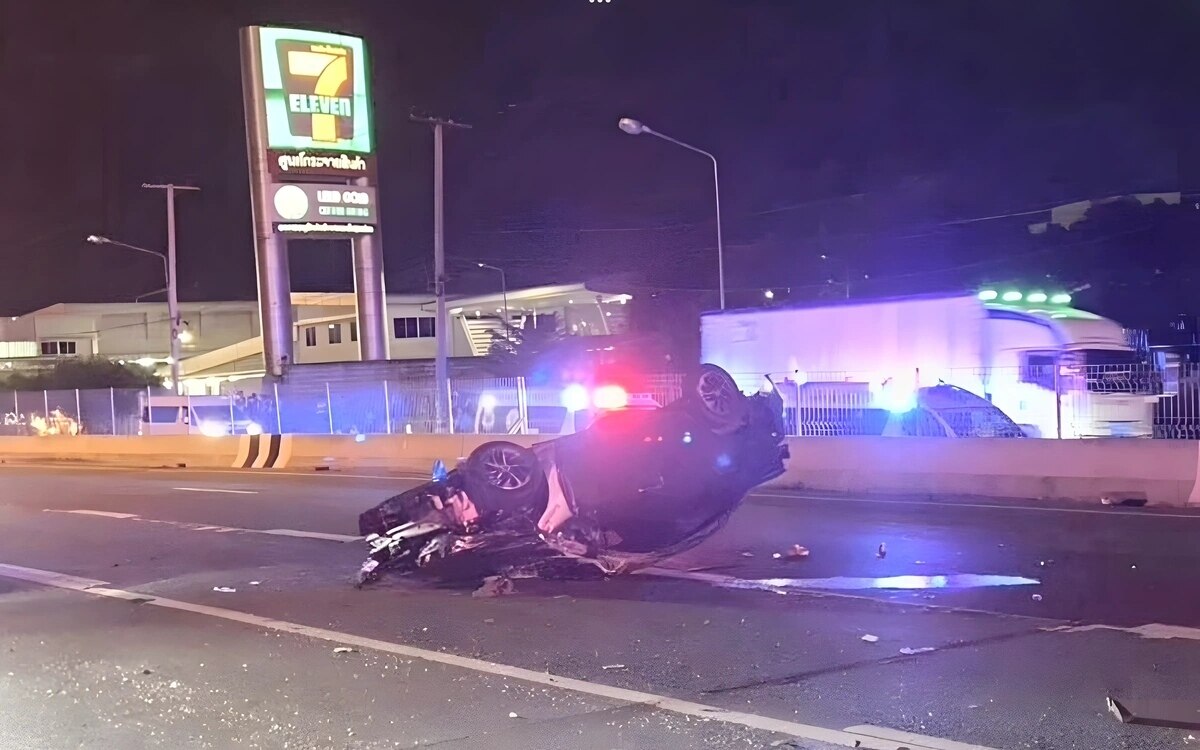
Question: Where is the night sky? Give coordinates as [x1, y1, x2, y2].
[3, 0, 1198, 329]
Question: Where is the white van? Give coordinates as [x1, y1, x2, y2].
[139, 395, 265, 437]
[471, 384, 660, 435]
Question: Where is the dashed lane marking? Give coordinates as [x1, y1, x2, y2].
[41, 509, 360, 543]
[173, 487, 259, 495]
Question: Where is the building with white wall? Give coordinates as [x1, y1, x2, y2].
[0, 283, 632, 393]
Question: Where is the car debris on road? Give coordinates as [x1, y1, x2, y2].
[1107, 695, 1200, 730]
[472, 575, 515, 598]
[355, 365, 789, 587]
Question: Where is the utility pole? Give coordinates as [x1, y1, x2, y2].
[142, 183, 200, 394]
[410, 113, 471, 432]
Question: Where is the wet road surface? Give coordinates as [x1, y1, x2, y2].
[1, 464, 1198, 749]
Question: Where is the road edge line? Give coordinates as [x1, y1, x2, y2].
[0, 561, 1000, 750]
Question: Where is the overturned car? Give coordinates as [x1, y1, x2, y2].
[356, 365, 788, 585]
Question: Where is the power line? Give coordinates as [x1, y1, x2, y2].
[465, 188, 1186, 240]
[644, 224, 1154, 293]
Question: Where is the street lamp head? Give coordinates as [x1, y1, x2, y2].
[618, 117, 646, 135]
[86, 235, 108, 245]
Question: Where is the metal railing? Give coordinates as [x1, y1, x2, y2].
[3, 388, 145, 436]
[9, 364, 1200, 438]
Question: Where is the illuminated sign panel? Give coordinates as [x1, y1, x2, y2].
[269, 182, 377, 235]
[269, 182, 377, 224]
[257, 27, 372, 155]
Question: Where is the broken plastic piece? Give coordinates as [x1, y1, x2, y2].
[899, 647, 936, 655]
[333, 647, 357, 654]
[508, 711, 521, 719]
[1032, 594, 1043, 601]
[212, 586, 236, 593]
[1107, 695, 1200, 729]
[860, 634, 879, 643]
[1101, 494, 1148, 507]
[602, 664, 628, 671]
[473, 576, 515, 598]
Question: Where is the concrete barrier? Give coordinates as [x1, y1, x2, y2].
[766, 437, 1200, 507]
[0, 435, 243, 470]
[2, 434, 1198, 508]
[279, 434, 542, 473]
[0, 434, 545, 474]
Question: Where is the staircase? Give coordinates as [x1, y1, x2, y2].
[462, 317, 509, 357]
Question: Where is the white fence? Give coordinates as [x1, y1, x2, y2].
[8, 365, 1200, 438]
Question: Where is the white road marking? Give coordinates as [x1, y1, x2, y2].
[173, 487, 259, 495]
[43, 509, 139, 519]
[41, 509, 359, 543]
[0, 561, 999, 750]
[8, 463, 1200, 518]
[1048, 622, 1200, 641]
[844, 725, 996, 750]
[260, 528, 361, 543]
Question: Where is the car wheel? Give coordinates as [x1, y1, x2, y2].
[687, 364, 748, 432]
[465, 440, 546, 511]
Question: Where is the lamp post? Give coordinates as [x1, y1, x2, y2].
[476, 262, 508, 339]
[86, 235, 181, 393]
[411, 113, 472, 432]
[618, 117, 725, 310]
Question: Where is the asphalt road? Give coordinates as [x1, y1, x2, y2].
[1, 464, 1198, 750]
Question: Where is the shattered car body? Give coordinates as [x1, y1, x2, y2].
[356, 365, 788, 585]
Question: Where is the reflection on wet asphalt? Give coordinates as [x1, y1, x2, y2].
[650, 567, 1041, 593]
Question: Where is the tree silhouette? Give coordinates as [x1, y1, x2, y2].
[484, 323, 570, 378]
[0, 358, 162, 391]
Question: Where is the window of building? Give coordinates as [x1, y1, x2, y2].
[350, 321, 358, 342]
[304, 327, 317, 347]
[393, 317, 436, 339]
[39, 341, 77, 356]
[141, 406, 181, 424]
[328, 323, 342, 345]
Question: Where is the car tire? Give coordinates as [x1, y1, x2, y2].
[686, 364, 748, 433]
[465, 440, 546, 511]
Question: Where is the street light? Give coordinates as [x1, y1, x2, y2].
[477, 262, 509, 339]
[618, 117, 725, 309]
[86, 234, 181, 393]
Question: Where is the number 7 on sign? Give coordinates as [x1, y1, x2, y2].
[286, 49, 349, 143]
